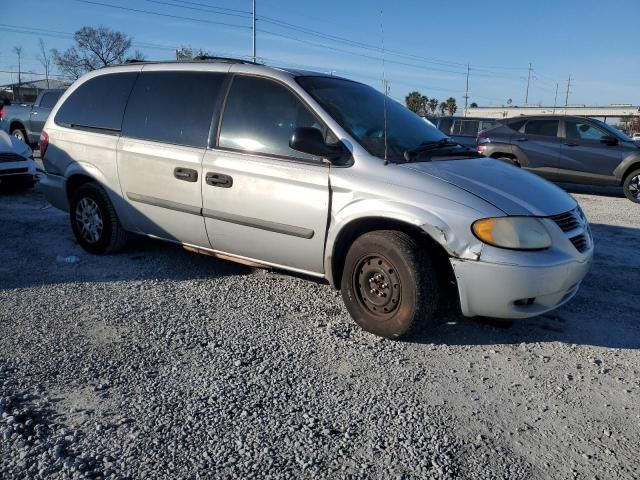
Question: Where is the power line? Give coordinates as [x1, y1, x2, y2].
[70, 0, 252, 29]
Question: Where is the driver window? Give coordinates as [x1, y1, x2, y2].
[219, 76, 326, 160]
[565, 121, 608, 141]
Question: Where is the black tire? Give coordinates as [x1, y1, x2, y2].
[495, 156, 520, 167]
[69, 182, 128, 254]
[623, 168, 640, 203]
[11, 127, 27, 144]
[340, 230, 439, 339]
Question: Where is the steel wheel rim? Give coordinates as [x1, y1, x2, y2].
[353, 254, 401, 318]
[75, 197, 103, 243]
[629, 175, 640, 200]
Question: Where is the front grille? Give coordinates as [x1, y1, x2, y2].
[550, 210, 581, 232]
[569, 234, 589, 253]
[0, 167, 28, 175]
[549, 208, 591, 253]
[0, 152, 27, 163]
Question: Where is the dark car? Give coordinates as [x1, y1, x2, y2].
[477, 115, 640, 203]
[433, 116, 500, 147]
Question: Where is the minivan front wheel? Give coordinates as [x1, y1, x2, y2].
[69, 183, 129, 254]
[340, 230, 439, 339]
[623, 169, 640, 203]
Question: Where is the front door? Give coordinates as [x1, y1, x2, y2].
[518, 118, 562, 180]
[116, 69, 226, 246]
[202, 74, 330, 275]
[558, 119, 622, 184]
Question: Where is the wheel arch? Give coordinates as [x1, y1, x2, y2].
[9, 120, 26, 135]
[326, 215, 456, 290]
[616, 158, 640, 185]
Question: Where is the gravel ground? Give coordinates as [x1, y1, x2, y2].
[1, 182, 639, 479]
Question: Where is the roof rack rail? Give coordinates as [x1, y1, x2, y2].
[192, 55, 259, 64]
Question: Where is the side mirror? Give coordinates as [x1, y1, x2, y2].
[600, 135, 618, 146]
[289, 127, 345, 161]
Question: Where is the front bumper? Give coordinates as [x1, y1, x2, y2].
[451, 252, 593, 319]
[40, 172, 69, 211]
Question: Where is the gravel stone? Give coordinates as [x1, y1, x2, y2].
[1, 185, 639, 479]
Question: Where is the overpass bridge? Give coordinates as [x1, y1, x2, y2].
[465, 104, 640, 121]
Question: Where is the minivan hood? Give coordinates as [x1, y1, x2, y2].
[402, 157, 576, 216]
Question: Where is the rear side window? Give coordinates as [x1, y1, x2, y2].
[506, 119, 526, 132]
[39, 91, 62, 109]
[524, 120, 559, 137]
[122, 71, 225, 148]
[55, 73, 137, 131]
[218, 75, 325, 160]
[452, 120, 479, 137]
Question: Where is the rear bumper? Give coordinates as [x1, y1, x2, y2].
[40, 172, 69, 211]
[451, 252, 592, 319]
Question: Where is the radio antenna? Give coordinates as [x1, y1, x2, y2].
[380, 8, 389, 165]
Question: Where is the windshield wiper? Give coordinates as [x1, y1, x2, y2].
[403, 138, 461, 162]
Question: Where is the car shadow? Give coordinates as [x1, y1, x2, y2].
[556, 182, 625, 198]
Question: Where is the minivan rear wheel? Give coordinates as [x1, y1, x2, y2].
[69, 182, 129, 254]
[340, 230, 439, 339]
[623, 169, 640, 203]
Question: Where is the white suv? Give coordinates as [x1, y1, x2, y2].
[39, 59, 592, 338]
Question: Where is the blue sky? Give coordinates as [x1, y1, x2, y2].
[1, 0, 639, 107]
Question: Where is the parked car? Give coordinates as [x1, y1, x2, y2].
[632, 132, 640, 141]
[40, 60, 592, 338]
[0, 130, 36, 189]
[0, 89, 65, 145]
[433, 116, 500, 147]
[477, 115, 640, 203]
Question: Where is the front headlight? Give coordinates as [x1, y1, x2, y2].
[472, 217, 551, 250]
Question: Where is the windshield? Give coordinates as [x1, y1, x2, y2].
[592, 118, 633, 142]
[297, 76, 447, 162]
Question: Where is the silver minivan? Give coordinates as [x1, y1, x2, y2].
[40, 59, 593, 338]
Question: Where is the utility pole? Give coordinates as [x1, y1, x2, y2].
[564, 74, 572, 109]
[252, 0, 256, 62]
[13, 46, 23, 101]
[464, 63, 470, 117]
[524, 62, 532, 105]
[552, 82, 558, 114]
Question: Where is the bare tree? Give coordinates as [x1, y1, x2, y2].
[52, 26, 133, 79]
[36, 38, 52, 88]
[13, 46, 23, 100]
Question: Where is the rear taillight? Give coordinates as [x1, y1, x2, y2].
[476, 135, 489, 154]
[0, 107, 4, 120]
[39, 130, 49, 158]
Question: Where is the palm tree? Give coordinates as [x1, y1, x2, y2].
[446, 97, 457, 116]
[438, 101, 447, 116]
[405, 91, 425, 114]
[427, 97, 438, 116]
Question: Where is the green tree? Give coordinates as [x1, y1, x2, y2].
[470, 102, 478, 108]
[446, 97, 457, 116]
[438, 101, 447, 116]
[405, 91, 426, 114]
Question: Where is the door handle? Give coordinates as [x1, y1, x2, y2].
[563, 142, 579, 147]
[31, 111, 38, 115]
[173, 167, 198, 182]
[515, 137, 528, 142]
[206, 172, 233, 188]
